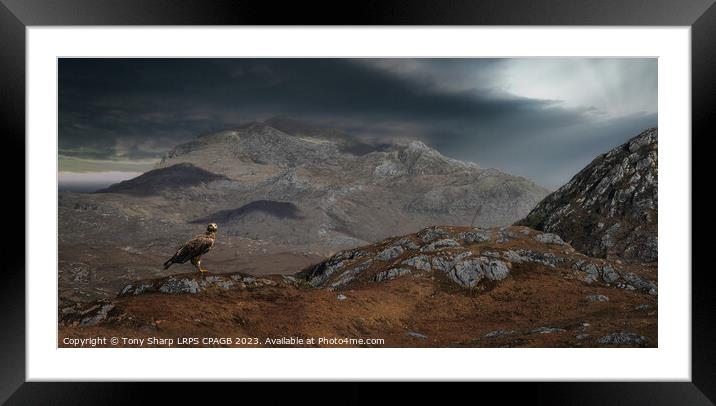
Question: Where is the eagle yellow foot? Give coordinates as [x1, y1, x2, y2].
[199, 268, 208, 273]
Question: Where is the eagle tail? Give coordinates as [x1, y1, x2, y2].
[163, 257, 175, 270]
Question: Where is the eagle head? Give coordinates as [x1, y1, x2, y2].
[207, 223, 218, 233]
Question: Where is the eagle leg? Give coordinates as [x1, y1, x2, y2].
[191, 256, 206, 273]
[191, 256, 202, 272]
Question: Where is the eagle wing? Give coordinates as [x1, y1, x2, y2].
[168, 234, 215, 264]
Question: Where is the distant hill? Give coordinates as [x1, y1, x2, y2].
[96, 163, 228, 196]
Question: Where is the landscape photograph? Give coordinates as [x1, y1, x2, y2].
[57, 58, 658, 348]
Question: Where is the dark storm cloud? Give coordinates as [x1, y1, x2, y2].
[59, 58, 657, 188]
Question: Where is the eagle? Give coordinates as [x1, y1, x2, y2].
[163, 223, 218, 273]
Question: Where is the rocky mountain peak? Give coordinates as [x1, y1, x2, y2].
[517, 128, 657, 263]
[406, 140, 430, 151]
[71, 120, 548, 258]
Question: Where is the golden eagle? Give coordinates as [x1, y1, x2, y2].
[163, 223, 218, 273]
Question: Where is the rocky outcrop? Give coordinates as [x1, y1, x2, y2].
[517, 128, 657, 263]
[596, 332, 649, 346]
[298, 225, 657, 294]
[59, 299, 117, 327]
[118, 273, 279, 297]
[58, 272, 294, 328]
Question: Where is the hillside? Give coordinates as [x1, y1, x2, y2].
[59, 225, 657, 348]
[517, 128, 658, 263]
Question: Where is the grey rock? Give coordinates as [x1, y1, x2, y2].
[529, 327, 566, 334]
[406, 331, 428, 340]
[573, 261, 602, 283]
[159, 278, 201, 294]
[586, 294, 609, 302]
[301, 248, 372, 287]
[431, 255, 455, 272]
[601, 265, 620, 284]
[397, 238, 420, 251]
[635, 304, 652, 310]
[572, 260, 656, 294]
[484, 329, 515, 338]
[328, 260, 373, 289]
[282, 275, 298, 284]
[420, 238, 461, 252]
[534, 233, 565, 245]
[448, 257, 510, 288]
[620, 272, 658, 295]
[79, 303, 114, 327]
[376, 245, 405, 261]
[375, 267, 412, 282]
[597, 332, 649, 345]
[483, 259, 511, 280]
[401, 255, 432, 271]
[373, 161, 405, 177]
[417, 227, 451, 243]
[514, 249, 562, 268]
[69, 263, 92, 283]
[336, 294, 348, 301]
[450, 258, 486, 288]
[202, 275, 234, 290]
[625, 236, 658, 263]
[119, 281, 156, 296]
[331, 250, 365, 264]
[215, 279, 234, 290]
[428, 250, 473, 274]
[480, 250, 503, 260]
[629, 130, 657, 152]
[458, 229, 492, 244]
[255, 278, 276, 287]
[502, 250, 528, 263]
[119, 284, 135, 296]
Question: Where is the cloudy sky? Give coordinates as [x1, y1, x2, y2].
[59, 58, 657, 190]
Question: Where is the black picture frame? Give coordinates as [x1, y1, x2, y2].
[1, 0, 712, 404]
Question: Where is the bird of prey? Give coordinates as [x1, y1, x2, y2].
[163, 223, 218, 273]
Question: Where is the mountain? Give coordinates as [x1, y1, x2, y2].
[59, 225, 657, 348]
[517, 128, 657, 263]
[152, 120, 548, 247]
